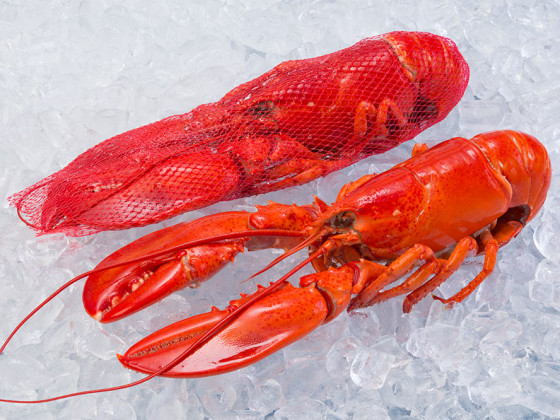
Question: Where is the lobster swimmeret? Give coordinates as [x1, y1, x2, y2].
[9, 31, 469, 236]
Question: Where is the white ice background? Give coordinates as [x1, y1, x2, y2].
[1, 0, 560, 419]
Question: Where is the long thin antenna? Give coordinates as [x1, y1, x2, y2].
[0, 246, 326, 403]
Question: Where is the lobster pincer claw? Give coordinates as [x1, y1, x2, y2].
[117, 284, 329, 377]
[83, 204, 316, 323]
[117, 265, 356, 377]
[83, 240, 245, 323]
[83, 213, 253, 323]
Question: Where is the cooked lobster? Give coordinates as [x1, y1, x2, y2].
[85, 130, 550, 378]
[9, 31, 469, 236]
[0, 131, 550, 405]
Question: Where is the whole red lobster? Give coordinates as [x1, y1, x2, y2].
[0, 131, 550, 402]
[9, 31, 469, 236]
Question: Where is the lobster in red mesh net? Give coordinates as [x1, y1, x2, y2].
[9, 31, 469, 236]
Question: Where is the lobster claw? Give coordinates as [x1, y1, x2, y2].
[118, 265, 356, 377]
[83, 215, 249, 323]
[83, 204, 316, 323]
[117, 283, 329, 377]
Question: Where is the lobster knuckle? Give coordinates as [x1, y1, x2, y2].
[250, 203, 316, 231]
[348, 260, 388, 295]
[418, 244, 435, 262]
[300, 265, 355, 322]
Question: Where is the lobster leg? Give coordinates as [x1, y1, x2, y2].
[428, 205, 531, 307]
[411, 142, 429, 156]
[373, 98, 408, 136]
[364, 259, 442, 306]
[347, 236, 484, 313]
[348, 243, 438, 311]
[83, 203, 317, 323]
[350, 99, 408, 153]
[402, 237, 479, 312]
[350, 217, 523, 314]
[432, 230, 499, 306]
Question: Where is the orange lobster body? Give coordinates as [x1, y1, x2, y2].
[326, 137, 513, 259]
[72, 130, 549, 379]
[0, 130, 551, 402]
[9, 31, 469, 236]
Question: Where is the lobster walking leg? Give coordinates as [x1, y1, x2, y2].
[402, 237, 479, 312]
[364, 260, 442, 306]
[404, 206, 528, 310]
[347, 244, 438, 311]
[432, 231, 499, 306]
[411, 142, 429, 156]
[353, 99, 407, 143]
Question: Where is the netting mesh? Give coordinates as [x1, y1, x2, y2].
[9, 31, 469, 236]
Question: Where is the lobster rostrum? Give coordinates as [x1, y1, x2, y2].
[9, 31, 469, 236]
[74, 130, 550, 379]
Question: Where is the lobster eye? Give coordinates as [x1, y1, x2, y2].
[332, 211, 356, 229]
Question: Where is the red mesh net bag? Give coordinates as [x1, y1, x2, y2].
[9, 31, 469, 236]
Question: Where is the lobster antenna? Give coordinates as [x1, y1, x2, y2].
[0, 272, 87, 355]
[246, 227, 328, 281]
[0, 228, 306, 356]
[0, 246, 326, 403]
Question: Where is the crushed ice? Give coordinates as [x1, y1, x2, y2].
[1, 0, 559, 418]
